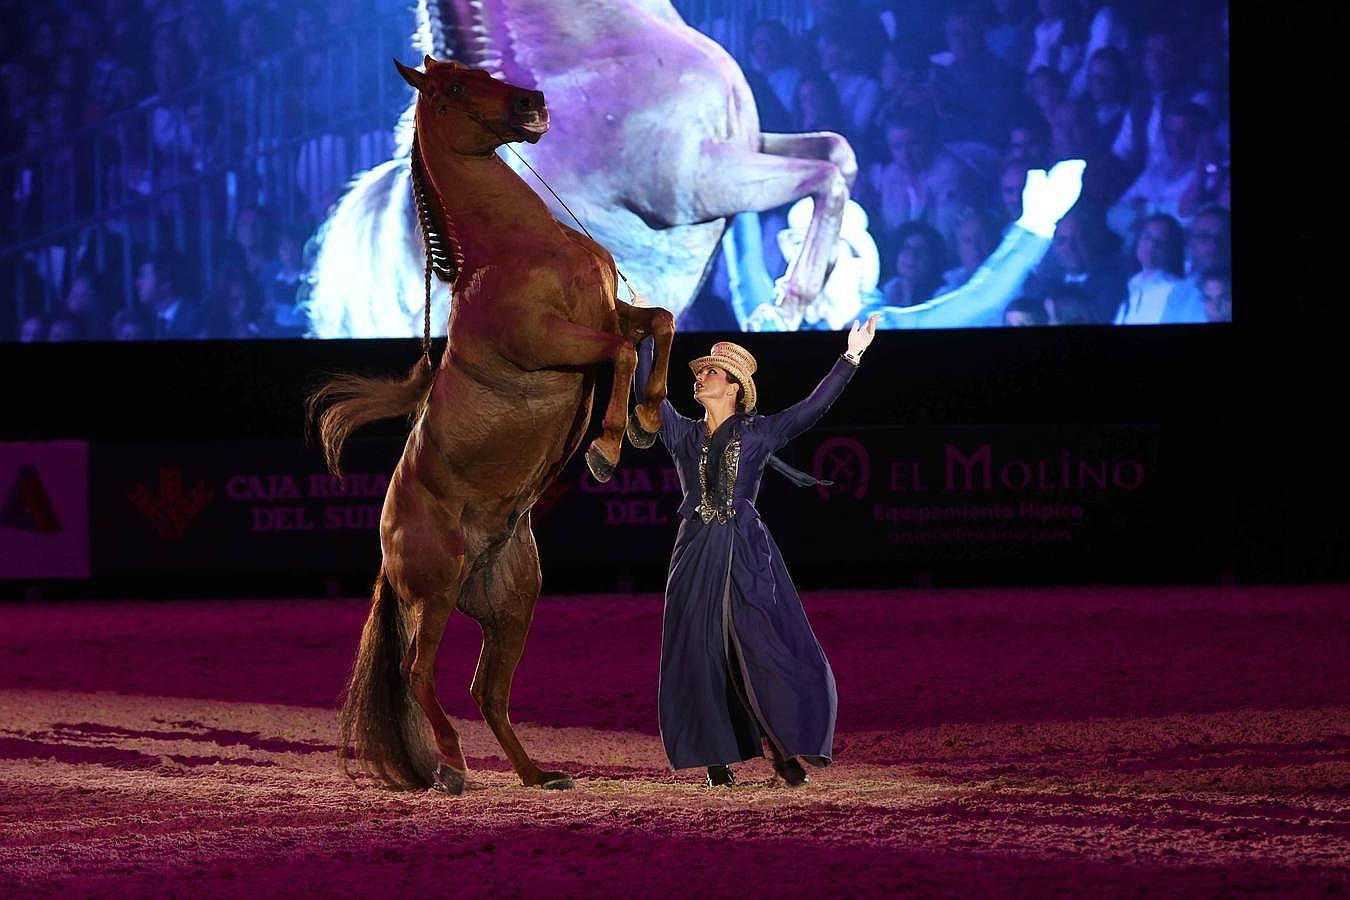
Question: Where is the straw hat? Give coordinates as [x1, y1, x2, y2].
[689, 341, 757, 411]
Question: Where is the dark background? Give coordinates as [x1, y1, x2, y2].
[2, 307, 1343, 597]
[1, 7, 1345, 597]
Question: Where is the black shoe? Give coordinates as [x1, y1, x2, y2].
[772, 755, 808, 786]
[706, 765, 735, 787]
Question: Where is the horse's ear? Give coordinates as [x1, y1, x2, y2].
[394, 58, 428, 93]
[423, 54, 467, 71]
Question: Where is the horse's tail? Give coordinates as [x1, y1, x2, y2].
[338, 568, 436, 789]
[306, 355, 434, 477]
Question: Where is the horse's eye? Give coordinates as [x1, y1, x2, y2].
[447, 83, 464, 97]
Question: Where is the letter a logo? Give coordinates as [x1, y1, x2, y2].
[1, 464, 62, 533]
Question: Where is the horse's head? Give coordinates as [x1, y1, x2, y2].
[395, 55, 548, 153]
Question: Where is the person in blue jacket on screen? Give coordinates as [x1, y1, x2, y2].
[726, 159, 1087, 331]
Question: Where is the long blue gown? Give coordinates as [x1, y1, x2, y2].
[639, 344, 857, 770]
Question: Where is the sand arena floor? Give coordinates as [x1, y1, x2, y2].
[1, 585, 1347, 897]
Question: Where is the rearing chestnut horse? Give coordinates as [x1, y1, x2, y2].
[309, 55, 674, 794]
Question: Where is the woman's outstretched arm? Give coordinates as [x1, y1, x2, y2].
[758, 314, 879, 448]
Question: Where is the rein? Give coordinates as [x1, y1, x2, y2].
[409, 101, 643, 372]
[469, 112, 641, 303]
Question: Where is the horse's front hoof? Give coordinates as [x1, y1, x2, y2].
[539, 772, 575, 790]
[432, 763, 467, 796]
[586, 444, 616, 483]
[626, 414, 658, 449]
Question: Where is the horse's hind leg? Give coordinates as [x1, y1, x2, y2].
[465, 515, 573, 789]
[673, 138, 853, 326]
[398, 556, 472, 794]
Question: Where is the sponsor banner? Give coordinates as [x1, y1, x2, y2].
[90, 439, 402, 575]
[88, 425, 1159, 576]
[536, 424, 1162, 567]
[0, 441, 91, 578]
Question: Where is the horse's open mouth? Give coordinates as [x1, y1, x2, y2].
[514, 110, 550, 141]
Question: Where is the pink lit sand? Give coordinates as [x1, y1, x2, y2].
[1, 585, 1348, 896]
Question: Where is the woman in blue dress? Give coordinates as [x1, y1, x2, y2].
[635, 314, 880, 786]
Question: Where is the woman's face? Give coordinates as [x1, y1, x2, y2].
[956, 216, 993, 270]
[1187, 212, 1228, 270]
[1162, 112, 1201, 168]
[1007, 125, 1043, 162]
[1052, 213, 1090, 272]
[895, 232, 935, 280]
[1136, 219, 1174, 271]
[1049, 102, 1089, 156]
[693, 365, 738, 408]
[1201, 276, 1231, 322]
[1142, 33, 1178, 88]
[886, 125, 929, 171]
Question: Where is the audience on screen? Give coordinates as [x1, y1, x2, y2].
[1002, 295, 1050, 327]
[1114, 212, 1186, 325]
[1159, 204, 1230, 324]
[2, 0, 1231, 340]
[878, 220, 948, 309]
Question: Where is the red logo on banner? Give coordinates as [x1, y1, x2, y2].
[812, 437, 870, 501]
[1, 463, 62, 533]
[128, 466, 215, 541]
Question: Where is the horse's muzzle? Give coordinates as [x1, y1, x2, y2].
[513, 108, 550, 141]
[511, 89, 549, 141]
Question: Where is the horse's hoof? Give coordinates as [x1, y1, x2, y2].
[626, 414, 658, 449]
[540, 772, 575, 790]
[586, 444, 616, 483]
[432, 763, 467, 796]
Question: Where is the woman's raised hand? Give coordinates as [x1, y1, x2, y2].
[846, 313, 881, 358]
